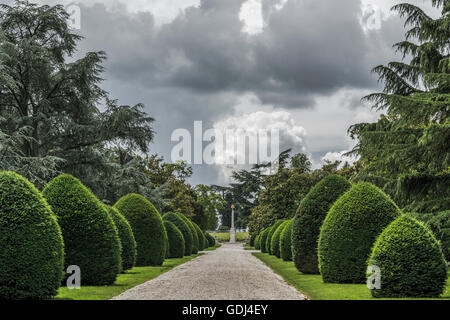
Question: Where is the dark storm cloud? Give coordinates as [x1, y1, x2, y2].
[74, 0, 405, 109]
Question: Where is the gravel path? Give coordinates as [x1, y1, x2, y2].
[111, 243, 307, 300]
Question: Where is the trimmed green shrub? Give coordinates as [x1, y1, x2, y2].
[205, 232, 216, 247]
[410, 210, 449, 262]
[163, 212, 193, 256]
[163, 221, 185, 258]
[318, 183, 401, 284]
[114, 194, 167, 266]
[292, 175, 351, 274]
[266, 220, 285, 255]
[177, 213, 199, 254]
[249, 233, 257, 247]
[0, 171, 64, 300]
[254, 233, 261, 250]
[280, 219, 294, 261]
[271, 221, 290, 258]
[192, 222, 206, 251]
[260, 228, 271, 253]
[105, 206, 137, 272]
[43, 174, 121, 285]
[368, 215, 447, 298]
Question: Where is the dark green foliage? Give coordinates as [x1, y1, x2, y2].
[203, 232, 208, 249]
[410, 210, 450, 262]
[266, 220, 285, 255]
[368, 215, 447, 298]
[163, 212, 193, 256]
[318, 183, 401, 284]
[249, 233, 257, 247]
[105, 206, 137, 272]
[271, 221, 289, 258]
[205, 233, 216, 248]
[178, 213, 199, 254]
[0, 171, 64, 300]
[192, 222, 206, 251]
[254, 234, 261, 250]
[280, 219, 294, 261]
[163, 221, 185, 258]
[292, 175, 351, 274]
[114, 194, 167, 266]
[43, 174, 121, 285]
[348, 0, 450, 216]
[260, 228, 271, 253]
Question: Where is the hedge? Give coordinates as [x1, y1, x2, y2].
[0, 172, 64, 299]
[163, 212, 193, 256]
[105, 206, 137, 272]
[205, 232, 216, 247]
[266, 220, 285, 255]
[43, 174, 121, 285]
[260, 228, 271, 253]
[292, 175, 351, 274]
[410, 210, 449, 262]
[192, 222, 206, 251]
[271, 221, 290, 258]
[114, 194, 167, 266]
[318, 183, 401, 284]
[368, 215, 448, 298]
[280, 219, 294, 261]
[177, 213, 199, 254]
[254, 233, 261, 250]
[163, 221, 185, 258]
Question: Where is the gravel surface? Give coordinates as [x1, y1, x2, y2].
[111, 243, 307, 300]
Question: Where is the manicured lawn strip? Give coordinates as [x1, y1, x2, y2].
[213, 232, 249, 242]
[54, 254, 202, 300]
[244, 246, 255, 250]
[253, 253, 450, 300]
[203, 243, 222, 251]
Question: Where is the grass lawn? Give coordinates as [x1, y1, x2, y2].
[244, 246, 256, 250]
[203, 243, 222, 251]
[54, 254, 202, 300]
[253, 253, 450, 300]
[213, 232, 249, 242]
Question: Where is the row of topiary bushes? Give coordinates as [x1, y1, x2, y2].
[0, 171, 215, 300]
[254, 174, 448, 298]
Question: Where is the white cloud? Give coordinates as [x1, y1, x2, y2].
[239, 0, 264, 35]
[212, 93, 307, 183]
[321, 149, 358, 167]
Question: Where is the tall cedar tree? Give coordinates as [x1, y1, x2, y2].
[348, 0, 450, 213]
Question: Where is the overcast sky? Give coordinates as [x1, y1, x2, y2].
[2, 0, 440, 185]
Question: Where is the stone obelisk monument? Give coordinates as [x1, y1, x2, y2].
[230, 204, 236, 243]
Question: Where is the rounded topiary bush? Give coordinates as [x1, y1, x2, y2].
[254, 233, 261, 250]
[318, 182, 401, 284]
[0, 171, 64, 300]
[280, 219, 293, 261]
[163, 212, 193, 256]
[203, 232, 208, 249]
[105, 206, 137, 272]
[177, 213, 199, 254]
[266, 220, 285, 255]
[164, 221, 185, 258]
[205, 232, 216, 248]
[192, 222, 206, 251]
[43, 174, 121, 285]
[292, 175, 351, 274]
[410, 210, 449, 263]
[271, 221, 289, 258]
[368, 215, 447, 298]
[114, 194, 167, 266]
[260, 228, 271, 253]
